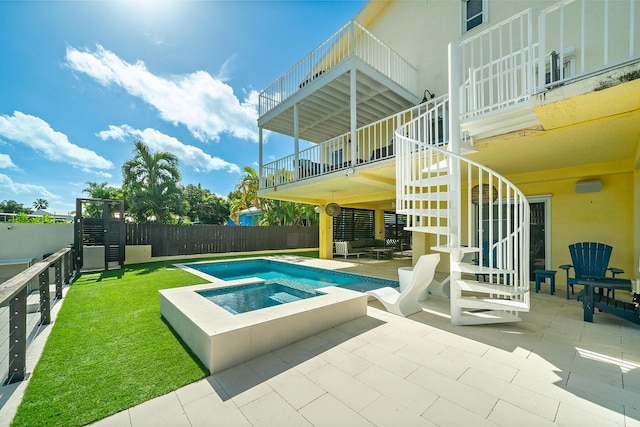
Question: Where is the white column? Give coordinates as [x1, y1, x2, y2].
[350, 68, 357, 164]
[294, 103, 299, 180]
[258, 126, 263, 187]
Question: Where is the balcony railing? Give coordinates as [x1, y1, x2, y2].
[538, 0, 639, 89]
[258, 20, 418, 118]
[458, 9, 536, 121]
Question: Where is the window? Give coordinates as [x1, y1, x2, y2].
[464, 0, 485, 32]
[333, 208, 374, 241]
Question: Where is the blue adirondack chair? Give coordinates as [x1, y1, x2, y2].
[559, 242, 624, 299]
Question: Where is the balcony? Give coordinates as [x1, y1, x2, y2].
[258, 20, 419, 143]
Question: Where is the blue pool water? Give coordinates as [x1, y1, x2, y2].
[198, 280, 321, 315]
[185, 258, 398, 293]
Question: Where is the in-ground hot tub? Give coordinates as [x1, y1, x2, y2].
[159, 278, 368, 374]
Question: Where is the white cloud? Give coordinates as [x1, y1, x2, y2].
[0, 111, 113, 172]
[98, 124, 241, 173]
[0, 173, 57, 199]
[66, 45, 260, 143]
[0, 153, 17, 169]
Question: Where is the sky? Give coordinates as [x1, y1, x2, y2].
[0, 0, 366, 214]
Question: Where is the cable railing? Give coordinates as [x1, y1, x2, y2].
[0, 247, 74, 384]
[258, 20, 417, 118]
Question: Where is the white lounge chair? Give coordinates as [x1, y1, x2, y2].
[366, 253, 440, 317]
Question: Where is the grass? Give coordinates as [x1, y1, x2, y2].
[11, 251, 319, 427]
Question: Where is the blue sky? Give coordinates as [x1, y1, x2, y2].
[0, 0, 365, 214]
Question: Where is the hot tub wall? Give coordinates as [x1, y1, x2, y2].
[210, 291, 368, 373]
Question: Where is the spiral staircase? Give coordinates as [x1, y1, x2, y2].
[396, 95, 530, 326]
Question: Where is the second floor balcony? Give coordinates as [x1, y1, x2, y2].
[258, 20, 420, 144]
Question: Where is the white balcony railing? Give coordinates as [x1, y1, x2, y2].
[458, 9, 536, 121]
[538, 0, 639, 89]
[260, 97, 447, 190]
[258, 20, 418, 118]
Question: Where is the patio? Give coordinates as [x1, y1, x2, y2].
[88, 257, 640, 427]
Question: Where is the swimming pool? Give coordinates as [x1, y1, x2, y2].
[197, 280, 321, 315]
[181, 258, 398, 292]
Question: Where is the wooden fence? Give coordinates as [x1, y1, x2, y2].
[126, 224, 319, 257]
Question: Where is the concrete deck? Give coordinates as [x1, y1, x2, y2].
[2, 255, 639, 426]
[90, 256, 640, 427]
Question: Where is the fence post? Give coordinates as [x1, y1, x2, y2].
[6, 288, 27, 384]
[39, 270, 51, 326]
[54, 259, 63, 300]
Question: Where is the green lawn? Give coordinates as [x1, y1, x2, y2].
[11, 251, 319, 427]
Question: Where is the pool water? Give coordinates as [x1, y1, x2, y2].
[185, 258, 398, 293]
[198, 280, 321, 315]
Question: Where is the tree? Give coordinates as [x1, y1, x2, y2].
[82, 182, 125, 218]
[183, 184, 230, 225]
[0, 200, 32, 214]
[258, 200, 318, 226]
[122, 141, 182, 223]
[229, 166, 260, 225]
[32, 198, 48, 210]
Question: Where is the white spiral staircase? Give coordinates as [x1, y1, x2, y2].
[396, 95, 530, 326]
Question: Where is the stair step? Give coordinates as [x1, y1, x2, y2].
[407, 208, 452, 218]
[432, 246, 480, 254]
[455, 262, 515, 276]
[406, 175, 450, 187]
[456, 279, 529, 296]
[458, 310, 522, 325]
[405, 226, 449, 234]
[457, 296, 529, 312]
[405, 192, 449, 202]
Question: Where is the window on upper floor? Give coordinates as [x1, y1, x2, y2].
[463, 0, 486, 32]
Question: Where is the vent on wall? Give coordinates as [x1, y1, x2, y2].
[574, 179, 601, 193]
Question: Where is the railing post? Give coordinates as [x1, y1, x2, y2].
[54, 258, 63, 300]
[538, 10, 546, 91]
[6, 287, 27, 384]
[39, 270, 51, 326]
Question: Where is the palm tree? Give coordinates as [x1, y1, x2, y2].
[122, 141, 181, 223]
[32, 198, 48, 211]
[229, 166, 260, 225]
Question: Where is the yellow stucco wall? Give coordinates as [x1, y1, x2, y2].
[515, 170, 635, 287]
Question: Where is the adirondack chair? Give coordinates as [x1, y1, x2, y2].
[559, 242, 624, 299]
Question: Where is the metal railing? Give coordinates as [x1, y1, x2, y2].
[0, 247, 74, 384]
[458, 9, 536, 121]
[260, 98, 445, 189]
[538, 0, 639, 89]
[258, 20, 417, 117]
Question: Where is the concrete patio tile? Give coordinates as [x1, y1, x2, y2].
[421, 397, 499, 427]
[175, 377, 225, 407]
[439, 345, 518, 382]
[425, 329, 491, 357]
[510, 369, 623, 419]
[307, 362, 381, 412]
[358, 329, 409, 353]
[406, 366, 498, 418]
[555, 402, 624, 427]
[298, 393, 374, 427]
[334, 314, 385, 336]
[89, 410, 131, 427]
[246, 352, 288, 376]
[488, 400, 558, 426]
[266, 368, 325, 410]
[459, 367, 560, 421]
[360, 394, 437, 427]
[566, 371, 640, 409]
[273, 341, 323, 372]
[355, 364, 438, 414]
[482, 347, 562, 382]
[316, 325, 358, 346]
[239, 391, 313, 426]
[296, 334, 333, 354]
[182, 393, 251, 427]
[128, 392, 190, 427]
[353, 342, 420, 378]
[409, 350, 469, 380]
[212, 363, 273, 407]
[319, 345, 372, 376]
[625, 406, 640, 426]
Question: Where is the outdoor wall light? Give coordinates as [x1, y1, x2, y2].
[422, 89, 435, 103]
[314, 205, 324, 214]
